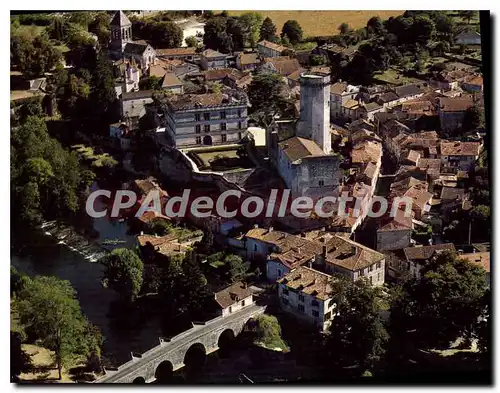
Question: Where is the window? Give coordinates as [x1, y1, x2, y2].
[311, 300, 319, 308]
[195, 113, 201, 121]
[312, 310, 319, 317]
[204, 124, 210, 133]
[325, 311, 332, 320]
[254, 244, 258, 251]
[238, 132, 242, 140]
[369, 276, 373, 284]
[221, 134, 227, 142]
[204, 113, 210, 120]
[359, 269, 364, 276]
[319, 180, 324, 187]
[282, 288, 289, 296]
[196, 136, 201, 144]
[229, 306, 232, 313]
[376, 261, 381, 269]
[298, 304, 305, 313]
[237, 109, 242, 117]
[241, 300, 246, 306]
[278, 269, 282, 277]
[220, 111, 226, 119]
[298, 294, 304, 302]
[238, 121, 242, 129]
[195, 125, 201, 134]
[221, 122, 227, 131]
[370, 265, 374, 272]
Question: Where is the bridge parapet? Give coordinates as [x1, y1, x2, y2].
[95, 304, 266, 383]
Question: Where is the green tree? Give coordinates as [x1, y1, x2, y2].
[14, 276, 101, 380]
[253, 314, 289, 352]
[459, 11, 475, 24]
[310, 55, 325, 66]
[89, 11, 111, 46]
[260, 16, 278, 42]
[101, 248, 144, 302]
[10, 331, 31, 382]
[69, 11, 93, 29]
[366, 16, 385, 36]
[247, 72, 293, 126]
[411, 15, 436, 44]
[281, 20, 303, 44]
[203, 17, 234, 53]
[390, 251, 487, 349]
[10, 33, 62, 78]
[185, 35, 199, 48]
[150, 21, 183, 48]
[89, 56, 118, 122]
[139, 75, 163, 91]
[338, 22, 350, 35]
[239, 12, 264, 49]
[463, 105, 483, 131]
[223, 254, 251, 283]
[325, 275, 389, 376]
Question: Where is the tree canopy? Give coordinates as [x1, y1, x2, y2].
[260, 17, 278, 42]
[281, 20, 303, 44]
[14, 275, 101, 379]
[101, 248, 144, 302]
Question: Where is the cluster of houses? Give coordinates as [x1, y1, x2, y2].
[104, 11, 489, 330]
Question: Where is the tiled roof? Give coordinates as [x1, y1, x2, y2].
[278, 266, 332, 301]
[238, 52, 260, 65]
[377, 208, 413, 232]
[149, 64, 168, 78]
[440, 187, 467, 201]
[394, 84, 425, 98]
[124, 41, 151, 56]
[438, 97, 473, 112]
[379, 91, 399, 103]
[406, 149, 421, 164]
[350, 128, 382, 144]
[343, 99, 360, 109]
[203, 68, 245, 81]
[165, 92, 247, 111]
[463, 75, 483, 86]
[324, 235, 385, 271]
[279, 136, 325, 162]
[364, 101, 382, 111]
[215, 282, 253, 309]
[351, 141, 382, 165]
[156, 47, 196, 57]
[133, 177, 168, 197]
[455, 31, 481, 40]
[111, 10, 131, 27]
[404, 243, 456, 261]
[440, 141, 481, 156]
[400, 100, 436, 115]
[330, 82, 348, 95]
[202, 49, 226, 58]
[245, 227, 322, 269]
[264, 57, 301, 77]
[258, 40, 287, 53]
[122, 90, 154, 100]
[162, 72, 182, 88]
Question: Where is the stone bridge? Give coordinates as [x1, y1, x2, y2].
[95, 304, 266, 383]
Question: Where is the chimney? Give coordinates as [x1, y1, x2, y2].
[254, 224, 259, 229]
[140, 231, 144, 235]
[243, 282, 248, 289]
[268, 227, 273, 233]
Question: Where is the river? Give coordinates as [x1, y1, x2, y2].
[11, 182, 164, 366]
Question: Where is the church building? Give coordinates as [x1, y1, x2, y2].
[269, 72, 343, 199]
[109, 11, 156, 71]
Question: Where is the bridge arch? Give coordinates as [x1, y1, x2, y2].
[132, 376, 146, 384]
[155, 360, 174, 383]
[217, 328, 236, 358]
[183, 342, 207, 376]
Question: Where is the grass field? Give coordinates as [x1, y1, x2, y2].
[372, 68, 423, 86]
[222, 11, 404, 37]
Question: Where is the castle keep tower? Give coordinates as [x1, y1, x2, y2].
[110, 11, 133, 52]
[296, 72, 331, 154]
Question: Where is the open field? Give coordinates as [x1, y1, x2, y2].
[194, 147, 240, 167]
[222, 11, 404, 37]
[19, 344, 75, 383]
[372, 68, 424, 86]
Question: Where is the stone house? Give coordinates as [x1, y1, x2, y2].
[314, 235, 386, 286]
[137, 233, 189, 261]
[440, 141, 482, 171]
[200, 49, 229, 70]
[161, 72, 183, 94]
[437, 97, 474, 131]
[257, 40, 288, 58]
[329, 82, 360, 118]
[155, 47, 197, 62]
[157, 90, 249, 148]
[376, 208, 413, 253]
[455, 30, 481, 45]
[261, 56, 302, 78]
[123, 41, 156, 70]
[277, 266, 337, 331]
[461, 75, 483, 93]
[235, 52, 261, 71]
[403, 243, 456, 278]
[121, 90, 154, 130]
[215, 282, 254, 318]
